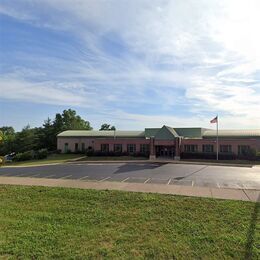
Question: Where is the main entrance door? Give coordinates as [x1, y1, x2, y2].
[156, 146, 175, 158]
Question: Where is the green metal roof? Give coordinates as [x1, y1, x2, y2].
[57, 127, 260, 139]
[144, 128, 160, 138]
[174, 128, 208, 138]
[58, 130, 145, 138]
[154, 125, 178, 140]
[203, 129, 260, 138]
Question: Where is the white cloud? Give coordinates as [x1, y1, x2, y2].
[0, 77, 89, 107]
[1, 0, 260, 129]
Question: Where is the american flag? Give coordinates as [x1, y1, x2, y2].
[210, 116, 218, 124]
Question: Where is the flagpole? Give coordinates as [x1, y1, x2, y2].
[216, 115, 219, 161]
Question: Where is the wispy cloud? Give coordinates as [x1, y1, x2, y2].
[0, 0, 260, 129]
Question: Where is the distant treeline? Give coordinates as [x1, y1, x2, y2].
[0, 109, 115, 156]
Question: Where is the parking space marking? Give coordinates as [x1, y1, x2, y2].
[242, 184, 249, 189]
[45, 175, 56, 178]
[144, 178, 150, 184]
[192, 181, 194, 187]
[86, 163, 104, 165]
[79, 176, 89, 180]
[167, 179, 171, 185]
[99, 176, 111, 182]
[30, 173, 40, 177]
[121, 177, 129, 182]
[18, 173, 30, 177]
[61, 175, 72, 179]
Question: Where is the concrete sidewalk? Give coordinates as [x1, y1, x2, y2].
[0, 176, 259, 202]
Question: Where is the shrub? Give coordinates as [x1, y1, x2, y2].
[35, 148, 48, 159]
[13, 151, 34, 161]
[0, 156, 4, 166]
[180, 152, 237, 160]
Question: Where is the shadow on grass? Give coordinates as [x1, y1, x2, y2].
[244, 194, 259, 259]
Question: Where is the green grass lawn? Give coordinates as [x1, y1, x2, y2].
[3, 154, 85, 166]
[0, 185, 259, 259]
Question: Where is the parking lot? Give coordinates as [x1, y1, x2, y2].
[0, 162, 259, 190]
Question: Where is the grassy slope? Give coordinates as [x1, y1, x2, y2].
[0, 185, 259, 259]
[3, 154, 84, 166]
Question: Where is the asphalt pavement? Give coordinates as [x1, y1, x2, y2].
[0, 162, 259, 190]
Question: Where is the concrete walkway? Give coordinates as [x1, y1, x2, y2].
[0, 176, 259, 202]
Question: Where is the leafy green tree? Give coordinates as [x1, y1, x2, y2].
[0, 130, 3, 143]
[37, 118, 56, 150]
[100, 124, 116, 131]
[50, 109, 92, 150]
[0, 127, 16, 155]
[0, 109, 92, 154]
[53, 109, 92, 133]
[14, 125, 39, 153]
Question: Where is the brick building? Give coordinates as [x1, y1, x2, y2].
[57, 125, 260, 160]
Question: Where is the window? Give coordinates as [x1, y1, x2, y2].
[140, 144, 150, 153]
[75, 143, 79, 152]
[184, 145, 198, 153]
[238, 145, 250, 155]
[101, 144, 109, 152]
[202, 144, 214, 153]
[127, 144, 136, 154]
[81, 143, 85, 151]
[114, 144, 122, 153]
[220, 145, 232, 153]
[64, 143, 68, 153]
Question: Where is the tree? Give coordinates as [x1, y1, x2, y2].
[100, 124, 116, 131]
[14, 125, 39, 153]
[37, 118, 56, 150]
[0, 130, 3, 143]
[53, 109, 92, 134]
[0, 127, 16, 155]
[0, 109, 93, 155]
[48, 109, 92, 150]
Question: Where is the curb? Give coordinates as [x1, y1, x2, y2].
[0, 176, 259, 202]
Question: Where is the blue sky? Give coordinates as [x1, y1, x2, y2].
[1, 0, 260, 131]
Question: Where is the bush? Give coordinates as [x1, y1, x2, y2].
[180, 152, 237, 160]
[35, 148, 48, 159]
[85, 150, 149, 157]
[13, 151, 34, 161]
[0, 156, 4, 166]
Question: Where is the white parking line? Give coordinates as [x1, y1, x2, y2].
[192, 181, 194, 187]
[61, 175, 72, 179]
[18, 173, 29, 177]
[167, 179, 171, 185]
[99, 176, 111, 182]
[79, 176, 89, 180]
[45, 175, 56, 178]
[241, 184, 248, 189]
[121, 177, 129, 182]
[87, 163, 104, 165]
[30, 173, 40, 177]
[144, 178, 150, 184]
